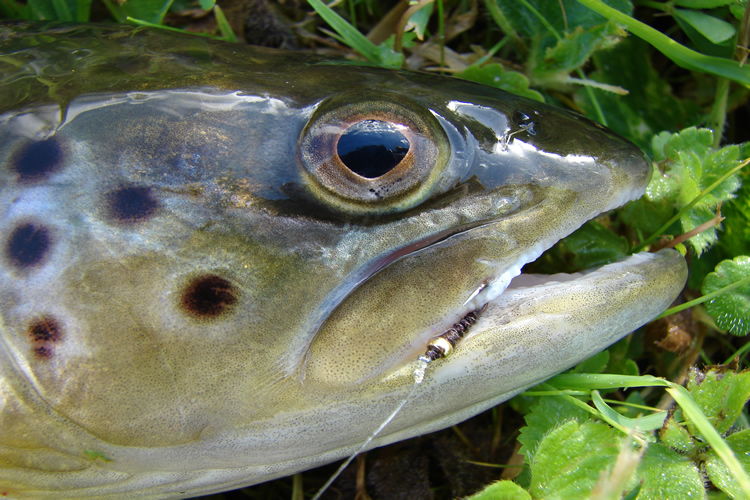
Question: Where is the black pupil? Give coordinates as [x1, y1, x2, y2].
[337, 120, 410, 179]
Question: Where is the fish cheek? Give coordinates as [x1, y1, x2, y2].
[304, 235, 514, 387]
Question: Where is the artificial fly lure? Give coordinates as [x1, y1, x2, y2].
[311, 304, 488, 499]
[423, 305, 488, 361]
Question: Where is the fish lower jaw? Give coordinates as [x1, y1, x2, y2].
[428, 250, 687, 384]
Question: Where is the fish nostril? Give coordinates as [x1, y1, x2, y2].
[5, 222, 52, 269]
[12, 138, 63, 182]
[106, 186, 159, 223]
[180, 275, 238, 319]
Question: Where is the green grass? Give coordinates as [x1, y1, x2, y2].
[2, 0, 749, 498]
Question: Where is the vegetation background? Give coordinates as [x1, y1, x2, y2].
[1, 0, 749, 498]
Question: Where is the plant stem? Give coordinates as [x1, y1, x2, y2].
[708, 78, 730, 148]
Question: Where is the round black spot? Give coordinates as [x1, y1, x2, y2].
[181, 275, 237, 319]
[28, 316, 62, 360]
[337, 120, 410, 178]
[107, 186, 158, 223]
[13, 138, 63, 182]
[6, 223, 51, 269]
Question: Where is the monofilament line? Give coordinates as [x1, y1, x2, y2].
[310, 355, 431, 500]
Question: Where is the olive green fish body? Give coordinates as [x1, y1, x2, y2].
[0, 24, 687, 498]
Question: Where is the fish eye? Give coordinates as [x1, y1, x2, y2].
[298, 94, 449, 215]
[336, 120, 410, 179]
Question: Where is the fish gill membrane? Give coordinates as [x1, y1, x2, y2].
[0, 24, 687, 499]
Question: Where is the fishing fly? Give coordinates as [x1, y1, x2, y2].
[311, 303, 487, 500]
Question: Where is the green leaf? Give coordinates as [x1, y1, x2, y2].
[645, 127, 743, 255]
[465, 480, 532, 500]
[549, 373, 670, 391]
[529, 420, 625, 498]
[198, 0, 214, 10]
[570, 350, 609, 374]
[686, 365, 750, 437]
[517, 396, 591, 458]
[659, 411, 697, 453]
[667, 383, 750, 496]
[673, 9, 736, 45]
[577, 37, 701, 155]
[635, 442, 706, 498]
[536, 21, 623, 79]
[457, 64, 544, 101]
[561, 220, 629, 269]
[577, 0, 750, 87]
[705, 429, 750, 499]
[673, 0, 736, 8]
[405, 2, 432, 40]
[701, 256, 750, 335]
[592, 391, 668, 433]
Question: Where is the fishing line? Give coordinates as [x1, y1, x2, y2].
[310, 306, 486, 499]
[310, 355, 431, 500]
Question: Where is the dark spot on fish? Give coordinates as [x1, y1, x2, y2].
[107, 186, 158, 223]
[34, 345, 53, 359]
[28, 316, 62, 359]
[181, 275, 237, 319]
[6, 223, 51, 269]
[13, 138, 63, 182]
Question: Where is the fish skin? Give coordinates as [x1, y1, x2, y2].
[0, 24, 687, 498]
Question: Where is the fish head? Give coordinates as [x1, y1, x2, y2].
[0, 24, 687, 498]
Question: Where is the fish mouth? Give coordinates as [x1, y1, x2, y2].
[366, 248, 687, 447]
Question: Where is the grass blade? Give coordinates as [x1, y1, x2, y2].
[577, 0, 750, 87]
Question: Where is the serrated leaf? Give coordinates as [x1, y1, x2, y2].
[465, 480, 532, 500]
[457, 64, 544, 101]
[517, 396, 591, 458]
[635, 442, 706, 498]
[659, 412, 696, 453]
[687, 366, 750, 436]
[702, 256, 750, 335]
[536, 22, 623, 78]
[705, 429, 750, 499]
[645, 127, 743, 255]
[529, 420, 626, 498]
